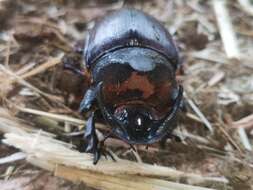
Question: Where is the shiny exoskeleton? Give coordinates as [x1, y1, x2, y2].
[66, 8, 183, 164]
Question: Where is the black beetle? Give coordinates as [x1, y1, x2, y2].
[65, 8, 183, 164]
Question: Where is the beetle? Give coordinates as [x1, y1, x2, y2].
[64, 8, 183, 164]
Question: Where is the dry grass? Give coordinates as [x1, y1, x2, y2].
[1, 107, 227, 190]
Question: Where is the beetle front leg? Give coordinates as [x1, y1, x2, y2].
[80, 83, 116, 164]
[79, 86, 100, 114]
[84, 111, 116, 164]
[62, 39, 85, 76]
[79, 85, 100, 163]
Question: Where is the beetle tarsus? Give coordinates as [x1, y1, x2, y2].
[107, 151, 117, 162]
[93, 140, 117, 164]
[84, 110, 116, 164]
[84, 111, 102, 164]
[100, 132, 117, 162]
[129, 144, 136, 152]
[93, 145, 116, 164]
[93, 148, 101, 165]
[100, 145, 117, 162]
[84, 111, 99, 153]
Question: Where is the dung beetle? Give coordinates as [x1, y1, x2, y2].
[65, 8, 183, 164]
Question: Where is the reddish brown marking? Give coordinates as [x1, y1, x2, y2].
[118, 72, 154, 98]
[104, 71, 155, 99]
[102, 71, 174, 119]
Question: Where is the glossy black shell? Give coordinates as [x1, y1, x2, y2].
[84, 8, 179, 70]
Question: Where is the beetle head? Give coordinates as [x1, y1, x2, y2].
[113, 104, 159, 142]
[96, 81, 183, 144]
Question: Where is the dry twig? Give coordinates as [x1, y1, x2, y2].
[232, 114, 253, 130]
[0, 107, 228, 190]
[184, 94, 214, 133]
[213, 0, 240, 59]
[237, 0, 253, 16]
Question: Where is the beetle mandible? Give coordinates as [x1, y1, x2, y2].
[66, 8, 183, 164]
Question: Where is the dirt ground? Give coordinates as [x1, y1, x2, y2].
[0, 0, 253, 190]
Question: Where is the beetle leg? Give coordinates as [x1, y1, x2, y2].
[99, 138, 117, 162]
[79, 86, 100, 114]
[103, 150, 116, 162]
[85, 116, 116, 164]
[83, 111, 104, 164]
[129, 144, 136, 152]
[62, 56, 84, 76]
[173, 85, 187, 113]
[62, 39, 84, 75]
[179, 98, 187, 112]
[84, 111, 98, 151]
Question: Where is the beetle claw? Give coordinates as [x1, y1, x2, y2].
[93, 149, 101, 165]
[104, 148, 116, 162]
[108, 152, 116, 162]
[93, 143, 117, 164]
[129, 144, 136, 152]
